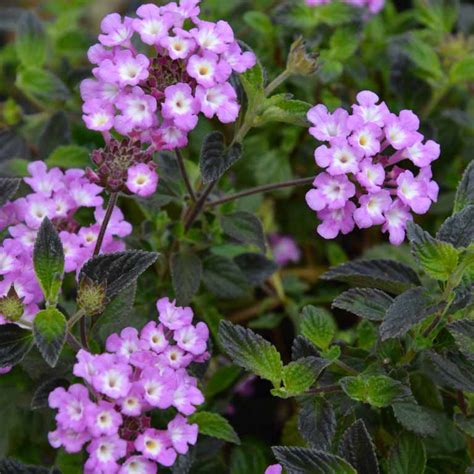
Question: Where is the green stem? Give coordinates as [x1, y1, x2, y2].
[67, 309, 86, 330]
[175, 149, 197, 202]
[264, 69, 292, 96]
[184, 182, 216, 232]
[334, 359, 358, 376]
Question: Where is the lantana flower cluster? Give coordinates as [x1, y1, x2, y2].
[0, 161, 131, 322]
[305, 0, 384, 14]
[305, 91, 440, 244]
[80, 0, 256, 150]
[48, 297, 209, 474]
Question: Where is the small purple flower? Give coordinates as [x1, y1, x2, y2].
[174, 322, 209, 355]
[353, 191, 392, 228]
[265, 465, 283, 474]
[269, 234, 301, 267]
[167, 415, 198, 454]
[85, 434, 127, 473]
[135, 429, 177, 466]
[162, 83, 200, 131]
[195, 82, 239, 123]
[308, 104, 351, 142]
[98, 13, 134, 47]
[157, 297, 193, 330]
[119, 456, 157, 474]
[382, 199, 412, 245]
[315, 139, 362, 176]
[140, 368, 177, 409]
[132, 4, 174, 45]
[316, 201, 356, 239]
[86, 401, 123, 437]
[140, 321, 169, 353]
[126, 164, 159, 197]
[351, 90, 390, 126]
[305, 173, 356, 211]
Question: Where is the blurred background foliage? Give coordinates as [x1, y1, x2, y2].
[0, 0, 473, 471]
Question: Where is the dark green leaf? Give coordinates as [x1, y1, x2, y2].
[31, 378, 69, 409]
[298, 396, 336, 450]
[199, 131, 242, 183]
[426, 351, 474, 392]
[205, 365, 241, 399]
[0, 458, 55, 473]
[47, 145, 89, 169]
[380, 287, 437, 340]
[0, 129, 29, 161]
[321, 260, 420, 294]
[454, 413, 474, 437]
[392, 402, 438, 436]
[221, 212, 265, 252]
[234, 253, 277, 285]
[300, 306, 336, 351]
[218, 320, 283, 386]
[16, 67, 70, 104]
[15, 11, 47, 67]
[80, 251, 159, 299]
[454, 160, 474, 213]
[188, 411, 240, 444]
[447, 320, 474, 360]
[33, 307, 67, 368]
[387, 433, 426, 474]
[332, 288, 393, 321]
[0, 177, 21, 207]
[202, 255, 249, 299]
[437, 206, 474, 248]
[291, 336, 320, 360]
[338, 419, 380, 474]
[170, 252, 202, 305]
[33, 217, 64, 305]
[258, 98, 311, 127]
[38, 111, 71, 158]
[0, 323, 34, 367]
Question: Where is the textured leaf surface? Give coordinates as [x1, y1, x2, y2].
[454, 161, 474, 213]
[0, 177, 21, 207]
[437, 206, 474, 248]
[0, 323, 34, 368]
[447, 320, 474, 360]
[171, 252, 202, 305]
[234, 253, 277, 285]
[298, 396, 336, 450]
[278, 357, 319, 397]
[16, 67, 70, 104]
[258, 98, 311, 127]
[387, 433, 426, 474]
[202, 255, 249, 299]
[427, 351, 474, 392]
[15, 11, 47, 67]
[189, 411, 240, 444]
[31, 378, 69, 409]
[300, 306, 336, 350]
[392, 402, 438, 436]
[221, 212, 265, 252]
[332, 288, 393, 321]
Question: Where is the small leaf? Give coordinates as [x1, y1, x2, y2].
[31, 378, 69, 409]
[80, 251, 158, 299]
[426, 351, 474, 392]
[379, 287, 437, 341]
[15, 11, 47, 67]
[16, 67, 70, 104]
[278, 357, 318, 397]
[234, 253, 277, 285]
[205, 365, 241, 399]
[298, 396, 336, 450]
[338, 419, 380, 474]
[437, 206, 474, 248]
[218, 320, 283, 386]
[272, 447, 357, 474]
[221, 212, 265, 252]
[332, 288, 393, 321]
[447, 319, 474, 360]
[321, 259, 420, 294]
[300, 305, 336, 351]
[33, 217, 64, 305]
[170, 252, 202, 305]
[0, 323, 34, 367]
[387, 433, 426, 474]
[239, 61, 265, 107]
[0, 177, 21, 207]
[199, 131, 242, 183]
[453, 160, 474, 213]
[406, 222, 459, 281]
[258, 98, 311, 127]
[189, 411, 240, 444]
[392, 402, 438, 436]
[33, 307, 67, 368]
[47, 145, 89, 169]
[202, 255, 249, 299]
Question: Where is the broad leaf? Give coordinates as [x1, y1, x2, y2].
[380, 287, 437, 340]
[189, 411, 240, 444]
[338, 419, 380, 474]
[291, 336, 320, 360]
[38, 111, 71, 158]
[454, 413, 474, 437]
[276, 357, 320, 397]
[387, 433, 426, 474]
[300, 306, 336, 350]
[321, 260, 420, 294]
[298, 396, 336, 450]
[257, 98, 311, 127]
[202, 255, 249, 299]
[33, 217, 64, 305]
[239, 61, 265, 108]
[0, 323, 34, 367]
[0, 177, 21, 207]
[205, 365, 241, 399]
[234, 253, 277, 285]
[454, 160, 474, 213]
[392, 402, 438, 436]
[218, 320, 283, 386]
[33, 307, 67, 368]
[47, 145, 89, 168]
[170, 252, 202, 305]
[221, 212, 265, 252]
[332, 288, 393, 321]
[15, 11, 47, 67]
[427, 351, 474, 392]
[16, 67, 70, 104]
[437, 206, 474, 248]
[447, 320, 474, 360]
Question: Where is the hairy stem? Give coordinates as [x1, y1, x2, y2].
[93, 192, 118, 257]
[67, 309, 86, 330]
[175, 149, 197, 202]
[264, 69, 292, 96]
[306, 384, 340, 395]
[184, 182, 216, 232]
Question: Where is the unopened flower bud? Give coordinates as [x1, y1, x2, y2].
[77, 277, 107, 316]
[0, 287, 25, 322]
[287, 36, 319, 76]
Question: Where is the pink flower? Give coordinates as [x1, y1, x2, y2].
[196, 82, 239, 123]
[135, 429, 177, 466]
[308, 105, 351, 142]
[306, 173, 356, 211]
[222, 42, 256, 73]
[157, 297, 193, 330]
[167, 415, 198, 454]
[86, 401, 123, 437]
[187, 51, 231, 87]
[91, 359, 132, 399]
[173, 370, 204, 415]
[269, 234, 301, 266]
[141, 321, 169, 353]
[161, 29, 196, 59]
[405, 139, 440, 167]
[317, 201, 356, 239]
[126, 164, 159, 198]
[140, 368, 177, 409]
[115, 88, 157, 134]
[106, 327, 145, 361]
[384, 110, 421, 150]
[314, 139, 362, 176]
[119, 456, 157, 474]
[162, 83, 199, 131]
[190, 19, 234, 53]
[174, 322, 209, 355]
[24, 161, 64, 196]
[356, 159, 385, 192]
[85, 435, 127, 473]
[353, 191, 392, 228]
[351, 90, 390, 126]
[265, 465, 283, 474]
[48, 427, 91, 454]
[132, 4, 174, 45]
[396, 169, 438, 214]
[382, 199, 412, 245]
[98, 13, 134, 47]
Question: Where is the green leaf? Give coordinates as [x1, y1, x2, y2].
[298, 396, 336, 450]
[454, 161, 474, 213]
[273, 447, 357, 474]
[447, 320, 474, 360]
[46, 145, 90, 169]
[205, 365, 241, 399]
[230, 441, 268, 474]
[202, 255, 250, 299]
[338, 419, 380, 474]
[243, 11, 274, 36]
[257, 98, 311, 127]
[387, 433, 426, 474]
[449, 56, 474, 84]
[426, 351, 474, 392]
[406, 222, 459, 280]
[0, 323, 34, 368]
[392, 402, 438, 436]
[300, 305, 336, 351]
[322, 260, 420, 294]
[80, 251, 159, 299]
[170, 252, 202, 305]
[0, 178, 21, 207]
[33, 217, 64, 305]
[234, 253, 277, 285]
[16, 67, 70, 104]
[239, 60, 265, 107]
[328, 28, 359, 61]
[199, 131, 242, 183]
[188, 411, 240, 444]
[15, 11, 47, 67]
[379, 287, 437, 341]
[33, 307, 67, 368]
[332, 288, 393, 321]
[405, 35, 444, 85]
[340, 375, 408, 408]
[277, 357, 318, 397]
[218, 320, 283, 386]
[221, 212, 265, 252]
[437, 206, 474, 248]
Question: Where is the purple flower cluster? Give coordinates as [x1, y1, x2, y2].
[305, 91, 440, 244]
[269, 234, 301, 267]
[81, 0, 256, 150]
[0, 161, 131, 323]
[305, 0, 384, 14]
[48, 297, 209, 473]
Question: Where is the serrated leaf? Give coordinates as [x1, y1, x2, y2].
[202, 255, 249, 299]
[338, 419, 380, 474]
[31, 378, 69, 409]
[380, 287, 437, 341]
[33, 307, 67, 368]
[199, 131, 242, 183]
[189, 411, 240, 444]
[230, 441, 268, 474]
[221, 212, 265, 252]
[321, 260, 420, 294]
[437, 206, 474, 248]
[234, 253, 277, 285]
[257, 98, 311, 127]
[340, 375, 408, 408]
[272, 446, 357, 474]
[16, 67, 70, 104]
[332, 288, 393, 321]
[387, 433, 426, 474]
[46, 145, 89, 169]
[392, 402, 438, 436]
[292, 336, 320, 360]
[170, 252, 202, 305]
[300, 306, 336, 351]
[426, 351, 474, 392]
[239, 61, 265, 107]
[298, 396, 336, 450]
[0, 323, 34, 367]
[406, 222, 459, 281]
[405, 35, 444, 84]
[0, 177, 21, 207]
[80, 251, 158, 299]
[15, 11, 47, 67]
[218, 320, 283, 386]
[277, 357, 319, 397]
[33, 217, 64, 305]
[447, 320, 474, 360]
[453, 161, 474, 213]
